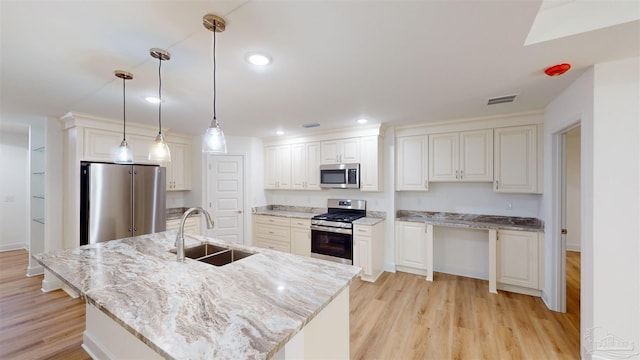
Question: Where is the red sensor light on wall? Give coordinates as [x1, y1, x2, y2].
[544, 63, 571, 77]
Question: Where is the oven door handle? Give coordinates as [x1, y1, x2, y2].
[310, 225, 353, 235]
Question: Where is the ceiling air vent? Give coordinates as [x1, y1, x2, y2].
[301, 122, 320, 128]
[487, 94, 518, 105]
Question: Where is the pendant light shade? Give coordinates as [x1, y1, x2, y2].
[114, 70, 134, 164]
[148, 48, 171, 162]
[202, 14, 228, 154]
[203, 118, 227, 153]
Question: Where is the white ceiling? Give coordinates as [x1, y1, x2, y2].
[1, 1, 638, 138]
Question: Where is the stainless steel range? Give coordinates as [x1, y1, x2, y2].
[310, 199, 366, 265]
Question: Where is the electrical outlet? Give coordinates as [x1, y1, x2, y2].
[4, 196, 15, 203]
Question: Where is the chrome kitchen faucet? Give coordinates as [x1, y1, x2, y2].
[175, 207, 214, 262]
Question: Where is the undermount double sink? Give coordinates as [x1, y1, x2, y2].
[172, 243, 254, 266]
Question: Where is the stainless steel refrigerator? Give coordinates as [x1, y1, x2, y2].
[80, 162, 166, 245]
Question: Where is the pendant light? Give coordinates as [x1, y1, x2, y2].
[114, 70, 134, 164]
[148, 48, 172, 162]
[202, 14, 227, 154]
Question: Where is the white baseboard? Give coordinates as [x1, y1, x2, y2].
[41, 277, 61, 292]
[497, 283, 542, 297]
[434, 265, 488, 281]
[82, 332, 111, 360]
[0, 243, 28, 252]
[41, 272, 79, 298]
[566, 244, 581, 252]
[26, 265, 44, 277]
[383, 262, 396, 273]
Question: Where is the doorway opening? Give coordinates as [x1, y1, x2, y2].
[563, 126, 581, 335]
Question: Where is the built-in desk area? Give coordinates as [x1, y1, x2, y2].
[395, 210, 544, 295]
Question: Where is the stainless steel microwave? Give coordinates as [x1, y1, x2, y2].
[319, 163, 360, 189]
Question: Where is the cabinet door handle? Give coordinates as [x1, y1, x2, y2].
[424, 180, 428, 189]
[495, 180, 499, 190]
[460, 170, 463, 179]
[456, 170, 459, 179]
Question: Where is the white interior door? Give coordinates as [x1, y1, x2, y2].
[206, 155, 244, 244]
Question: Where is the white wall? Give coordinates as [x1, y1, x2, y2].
[544, 56, 640, 359]
[0, 128, 29, 251]
[590, 57, 639, 360]
[566, 127, 581, 252]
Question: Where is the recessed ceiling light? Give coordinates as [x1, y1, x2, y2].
[275, 130, 284, 135]
[247, 53, 271, 66]
[145, 96, 162, 104]
[357, 118, 368, 124]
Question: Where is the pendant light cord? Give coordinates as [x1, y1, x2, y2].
[158, 56, 163, 135]
[122, 77, 127, 141]
[212, 20, 217, 121]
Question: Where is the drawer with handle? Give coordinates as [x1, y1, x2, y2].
[254, 215, 291, 227]
[256, 238, 290, 253]
[353, 225, 372, 236]
[255, 225, 290, 240]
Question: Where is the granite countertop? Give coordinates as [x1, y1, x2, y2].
[396, 210, 544, 232]
[252, 205, 387, 224]
[252, 205, 325, 220]
[34, 232, 360, 359]
[353, 217, 384, 226]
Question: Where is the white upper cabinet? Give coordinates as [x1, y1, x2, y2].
[396, 135, 429, 191]
[263, 126, 383, 191]
[291, 142, 321, 190]
[165, 141, 192, 191]
[494, 125, 539, 193]
[83, 128, 155, 164]
[429, 129, 493, 182]
[321, 138, 360, 164]
[359, 136, 383, 192]
[265, 145, 291, 189]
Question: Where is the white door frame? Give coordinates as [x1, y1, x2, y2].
[549, 121, 580, 313]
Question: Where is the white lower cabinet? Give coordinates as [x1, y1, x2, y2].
[290, 219, 311, 257]
[166, 216, 201, 235]
[395, 221, 433, 279]
[496, 229, 543, 294]
[253, 215, 291, 252]
[353, 221, 384, 282]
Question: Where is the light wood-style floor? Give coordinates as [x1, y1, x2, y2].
[0, 250, 580, 359]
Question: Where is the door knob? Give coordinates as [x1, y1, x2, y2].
[236, 210, 243, 214]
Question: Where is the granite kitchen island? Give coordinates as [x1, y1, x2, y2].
[34, 231, 360, 359]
